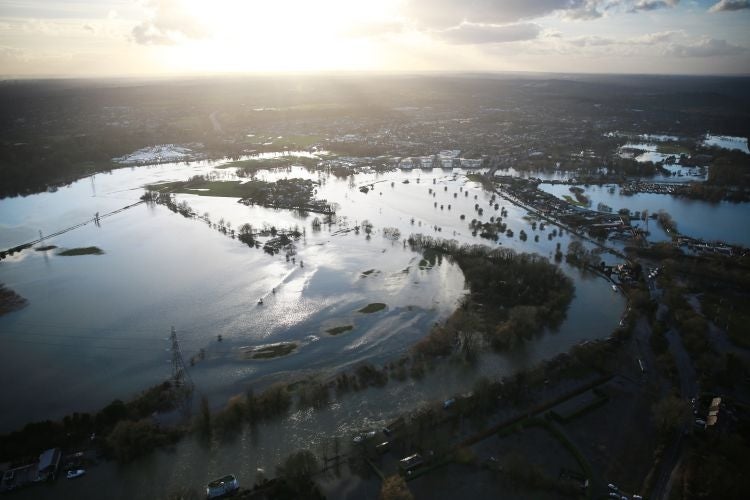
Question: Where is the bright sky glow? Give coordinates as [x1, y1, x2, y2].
[0, 0, 748, 77]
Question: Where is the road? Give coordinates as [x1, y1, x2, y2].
[650, 329, 697, 500]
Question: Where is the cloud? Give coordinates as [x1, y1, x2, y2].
[666, 37, 746, 57]
[564, 4, 605, 20]
[562, 30, 681, 48]
[567, 35, 616, 46]
[708, 0, 750, 12]
[131, 0, 208, 45]
[404, 0, 689, 30]
[435, 22, 542, 44]
[630, 30, 683, 44]
[405, 0, 595, 28]
[629, 0, 679, 12]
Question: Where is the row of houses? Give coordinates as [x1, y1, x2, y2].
[0, 448, 61, 493]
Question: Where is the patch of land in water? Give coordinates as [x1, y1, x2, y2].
[358, 303, 386, 314]
[57, 246, 104, 256]
[243, 342, 297, 360]
[34, 245, 57, 251]
[147, 176, 333, 213]
[326, 325, 354, 336]
[0, 284, 28, 316]
[217, 155, 320, 174]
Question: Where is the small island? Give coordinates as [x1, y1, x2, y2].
[326, 325, 354, 336]
[57, 246, 105, 256]
[357, 303, 387, 314]
[242, 342, 297, 360]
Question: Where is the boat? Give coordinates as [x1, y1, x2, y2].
[611, 284, 618, 292]
[206, 474, 239, 499]
[66, 469, 86, 479]
[257, 298, 263, 305]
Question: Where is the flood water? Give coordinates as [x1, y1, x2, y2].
[538, 182, 750, 246]
[1, 156, 626, 498]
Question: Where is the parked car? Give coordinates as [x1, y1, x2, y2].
[206, 474, 239, 499]
[399, 454, 424, 473]
[66, 469, 86, 480]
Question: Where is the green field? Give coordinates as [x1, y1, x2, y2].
[153, 180, 250, 197]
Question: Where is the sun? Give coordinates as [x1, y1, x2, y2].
[155, 0, 404, 73]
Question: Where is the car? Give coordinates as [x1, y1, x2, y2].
[66, 469, 86, 479]
[398, 453, 424, 472]
[206, 474, 239, 499]
[375, 441, 391, 454]
[353, 430, 377, 444]
[608, 484, 619, 491]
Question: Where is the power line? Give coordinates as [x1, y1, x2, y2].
[0, 330, 165, 342]
[0, 337, 169, 353]
[0, 331, 239, 355]
[170, 326, 194, 418]
[3, 320, 168, 334]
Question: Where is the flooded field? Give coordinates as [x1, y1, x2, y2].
[0, 156, 627, 497]
[702, 134, 750, 154]
[538, 182, 750, 246]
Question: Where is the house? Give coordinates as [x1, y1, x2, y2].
[36, 448, 61, 482]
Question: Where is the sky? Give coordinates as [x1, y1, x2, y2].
[0, 0, 749, 77]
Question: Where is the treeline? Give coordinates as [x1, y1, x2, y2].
[0, 283, 28, 316]
[407, 235, 574, 352]
[0, 132, 158, 198]
[0, 381, 180, 463]
[707, 149, 750, 187]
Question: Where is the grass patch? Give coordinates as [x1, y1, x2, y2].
[35, 245, 57, 251]
[57, 246, 104, 256]
[151, 180, 249, 197]
[147, 177, 327, 213]
[244, 342, 297, 359]
[358, 303, 386, 314]
[326, 325, 354, 336]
